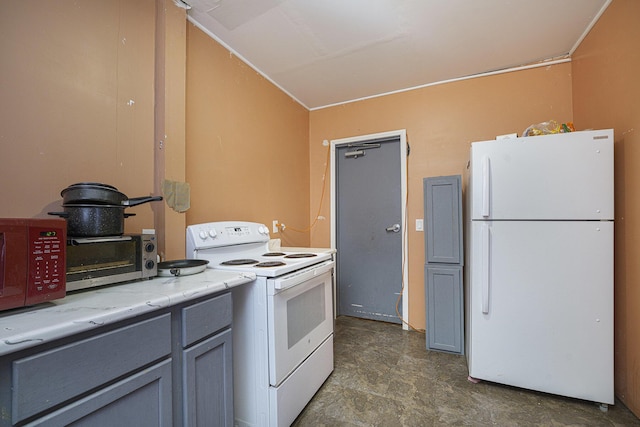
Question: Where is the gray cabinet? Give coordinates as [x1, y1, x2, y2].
[24, 360, 173, 427]
[424, 175, 464, 354]
[425, 266, 463, 353]
[183, 330, 233, 427]
[6, 314, 173, 426]
[0, 291, 233, 427]
[425, 175, 463, 264]
[177, 292, 234, 427]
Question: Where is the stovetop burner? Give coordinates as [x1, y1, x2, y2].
[221, 259, 259, 266]
[284, 253, 318, 258]
[262, 252, 286, 257]
[255, 261, 287, 268]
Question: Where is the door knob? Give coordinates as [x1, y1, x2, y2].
[385, 224, 401, 233]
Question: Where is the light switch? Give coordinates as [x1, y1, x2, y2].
[416, 219, 424, 231]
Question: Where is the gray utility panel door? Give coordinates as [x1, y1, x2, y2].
[336, 136, 403, 324]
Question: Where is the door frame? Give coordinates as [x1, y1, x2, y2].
[330, 129, 409, 329]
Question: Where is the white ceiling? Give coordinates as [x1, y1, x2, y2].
[185, 0, 611, 110]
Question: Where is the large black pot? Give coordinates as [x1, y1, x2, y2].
[61, 182, 163, 207]
[48, 204, 135, 237]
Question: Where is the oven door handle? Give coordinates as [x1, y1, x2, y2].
[69, 236, 133, 245]
[272, 260, 334, 291]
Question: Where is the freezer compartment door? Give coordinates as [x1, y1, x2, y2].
[467, 221, 614, 404]
[470, 129, 613, 220]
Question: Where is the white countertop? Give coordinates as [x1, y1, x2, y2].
[269, 240, 336, 255]
[0, 269, 256, 356]
[281, 246, 336, 254]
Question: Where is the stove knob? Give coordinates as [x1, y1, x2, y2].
[199, 230, 208, 240]
[259, 226, 268, 235]
[208, 229, 217, 238]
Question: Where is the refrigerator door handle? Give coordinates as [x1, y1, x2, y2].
[481, 224, 491, 314]
[482, 156, 491, 217]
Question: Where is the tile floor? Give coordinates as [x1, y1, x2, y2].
[292, 316, 640, 427]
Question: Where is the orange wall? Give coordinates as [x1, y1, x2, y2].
[0, 1, 159, 234]
[309, 64, 574, 330]
[185, 24, 311, 248]
[572, 0, 640, 416]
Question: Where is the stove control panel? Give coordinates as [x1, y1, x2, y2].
[223, 225, 270, 236]
[186, 221, 271, 253]
[226, 225, 251, 237]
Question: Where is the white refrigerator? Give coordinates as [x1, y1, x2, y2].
[465, 129, 614, 406]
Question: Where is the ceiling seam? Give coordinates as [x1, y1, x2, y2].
[187, 15, 311, 110]
[569, 0, 612, 56]
[188, 16, 573, 113]
[310, 57, 572, 111]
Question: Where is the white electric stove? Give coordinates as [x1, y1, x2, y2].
[187, 221, 331, 276]
[186, 221, 335, 427]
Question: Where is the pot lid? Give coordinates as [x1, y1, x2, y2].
[61, 182, 126, 198]
[61, 203, 127, 208]
[66, 182, 119, 190]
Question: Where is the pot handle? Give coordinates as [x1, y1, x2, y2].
[48, 211, 69, 218]
[122, 195, 163, 207]
[170, 268, 181, 277]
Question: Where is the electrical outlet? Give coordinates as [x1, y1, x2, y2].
[272, 220, 279, 234]
[416, 219, 424, 231]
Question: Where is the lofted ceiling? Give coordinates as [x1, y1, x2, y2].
[185, 0, 611, 110]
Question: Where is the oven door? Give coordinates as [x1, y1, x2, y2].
[267, 261, 334, 387]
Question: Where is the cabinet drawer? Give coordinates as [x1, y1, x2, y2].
[181, 292, 232, 348]
[12, 313, 171, 424]
[25, 359, 173, 427]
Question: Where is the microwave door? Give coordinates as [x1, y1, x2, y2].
[1, 232, 5, 291]
[0, 225, 29, 310]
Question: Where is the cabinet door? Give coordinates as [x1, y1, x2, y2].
[12, 314, 171, 424]
[26, 360, 172, 426]
[424, 175, 463, 264]
[426, 266, 463, 354]
[183, 329, 233, 427]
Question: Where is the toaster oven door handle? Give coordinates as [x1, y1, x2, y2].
[69, 236, 133, 245]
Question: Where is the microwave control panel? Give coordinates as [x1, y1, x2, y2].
[26, 220, 67, 305]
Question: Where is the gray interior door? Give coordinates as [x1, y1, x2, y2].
[336, 136, 402, 323]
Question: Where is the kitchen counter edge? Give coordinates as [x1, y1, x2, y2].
[0, 269, 256, 356]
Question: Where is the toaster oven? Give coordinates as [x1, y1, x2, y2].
[65, 233, 157, 291]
